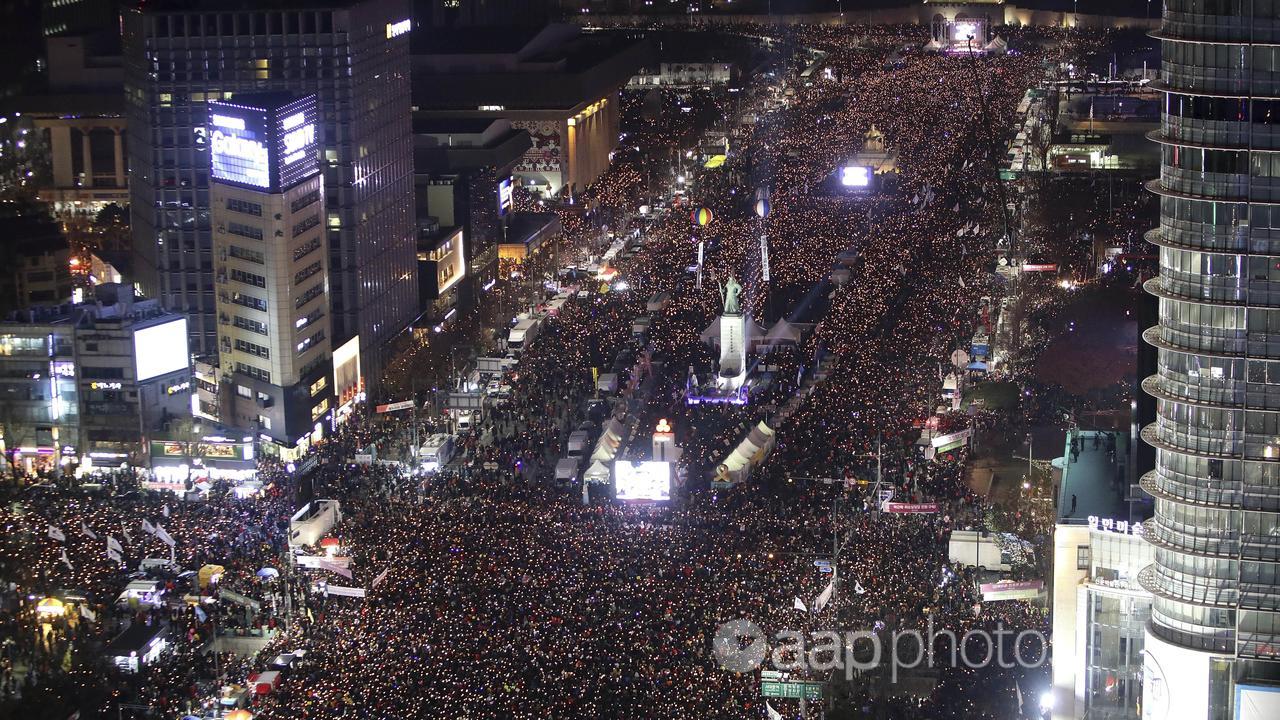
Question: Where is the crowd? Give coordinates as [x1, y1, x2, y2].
[0, 20, 1085, 720]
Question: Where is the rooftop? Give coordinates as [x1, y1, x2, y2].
[1057, 429, 1138, 525]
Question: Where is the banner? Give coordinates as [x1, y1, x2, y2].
[296, 555, 351, 569]
[155, 525, 176, 548]
[142, 519, 156, 535]
[884, 502, 940, 514]
[317, 559, 353, 579]
[326, 585, 366, 598]
[979, 580, 1044, 601]
[372, 567, 390, 589]
[80, 522, 97, 540]
[107, 536, 123, 554]
[375, 400, 415, 414]
[47, 525, 66, 542]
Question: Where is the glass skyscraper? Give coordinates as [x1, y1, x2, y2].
[123, 0, 416, 381]
[1142, 1, 1280, 715]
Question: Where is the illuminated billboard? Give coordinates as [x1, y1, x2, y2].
[134, 318, 190, 382]
[209, 94, 319, 192]
[615, 461, 671, 501]
[840, 166, 871, 188]
[497, 176, 513, 217]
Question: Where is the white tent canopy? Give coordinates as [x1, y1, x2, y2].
[584, 460, 611, 484]
[591, 418, 626, 463]
[715, 421, 776, 484]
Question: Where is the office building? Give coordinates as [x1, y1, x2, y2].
[123, 0, 417, 385]
[1051, 430, 1151, 720]
[413, 117, 530, 322]
[0, 287, 191, 475]
[411, 23, 646, 198]
[0, 208, 75, 314]
[1141, 1, 1280, 716]
[208, 92, 334, 452]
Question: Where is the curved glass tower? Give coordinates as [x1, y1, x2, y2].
[1142, 0, 1280, 711]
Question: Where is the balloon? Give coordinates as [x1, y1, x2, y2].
[691, 208, 713, 227]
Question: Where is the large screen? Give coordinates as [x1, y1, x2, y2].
[615, 461, 671, 501]
[134, 319, 190, 382]
[840, 166, 871, 188]
[274, 95, 319, 190]
[210, 105, 271, 189]
[498, 176, 513, 217]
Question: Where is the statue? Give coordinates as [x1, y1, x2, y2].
[719, 276, 743, 316]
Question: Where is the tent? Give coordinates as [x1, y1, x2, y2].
[700, 315, 767, 347]
[924, 38, 944, 52]
[714, 422, 776, 484]
[984, 36, 1008, 54]
[759, 320, 803, 349]
[591, 418, 626, 463]
[584, 460, 611, 484]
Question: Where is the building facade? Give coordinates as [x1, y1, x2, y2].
[123, 0, 417, 383]
[1141, 1, 1280, 717]
[0, 292, 191, 475]
[208, 93, 334, 452]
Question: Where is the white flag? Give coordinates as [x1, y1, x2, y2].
[80, 522, 97, 540]
[120, 524, 132, 545]
[372, 567, 391, 589]
[107, 546, 122, 563]
[141, 519, 156, 535]
[766, 702, 783, 720]
[79, 605, 96, 622]
[162, 504, 170, 518]
[814, 572, 836, 612]
[107, 536, 123, 554]
[155, 524, 176, 548]
[60, 548, 73, 570]
[855, 580, 867, 595]
[793, 596, 808, 612]
[47, 525, 66, 542]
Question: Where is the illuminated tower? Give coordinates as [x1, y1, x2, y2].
[1141, 1, 1280, 714]
[208, 93, 334, 453]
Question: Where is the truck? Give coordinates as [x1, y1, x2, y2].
[596, 372, 619, 395]
[631, 315, 652, 337]
[948, 530, 1013, 573]
[555, 456, 581, 482]
[508, 318, 541, 353]
[477, 356, 517, 375]
[418, 434, 456, 473]
[646, 292, 671, 313]
[567, 430, 591, 457]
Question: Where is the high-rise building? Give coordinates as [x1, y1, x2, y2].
[207, 93, 334, 451]
[1142, 1, 1280, 715]
[123, 0, 416, 385]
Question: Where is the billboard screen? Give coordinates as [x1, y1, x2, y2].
[210, 94, 319, 192]
[134, 318, 190, 382]
[840, 166, 871, 188]
[275, 95, 320, 190]
[210, 105, 271, 190]
[615, 461, 671, 501]
[498, 176, 513, 217]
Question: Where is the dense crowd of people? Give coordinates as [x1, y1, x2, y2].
[0, 20, 1095, 720]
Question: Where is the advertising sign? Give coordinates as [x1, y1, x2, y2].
[210, 106, 271, 189]
[376, 400, 415, 414]
[498, 176, 513, 217]
[209, 94, 319, 192]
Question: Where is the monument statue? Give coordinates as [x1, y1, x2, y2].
[719, 276, 743, 316]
